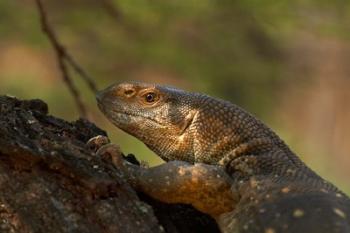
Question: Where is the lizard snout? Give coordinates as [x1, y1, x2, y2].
[97, 82, 139, 103]
[96, 83, 136, 113]
[96, 85, 118, 113]
[96, 89, 107, 113]
[96, 89, 105, 103]
[96, 85, 116, 104]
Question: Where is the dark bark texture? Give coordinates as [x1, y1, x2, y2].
[0, 95, 219, 233]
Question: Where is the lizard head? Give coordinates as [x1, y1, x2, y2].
[96, 81, 199, 162]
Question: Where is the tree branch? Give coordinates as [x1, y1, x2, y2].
[35, 0, 98, 118]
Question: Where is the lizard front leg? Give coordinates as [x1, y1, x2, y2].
[96, 143, 238, 218]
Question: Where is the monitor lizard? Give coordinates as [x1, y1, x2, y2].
[92, 81, 350, 233]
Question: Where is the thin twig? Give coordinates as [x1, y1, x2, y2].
[65, 55, 97, 93]
[35, 0, 98, 118]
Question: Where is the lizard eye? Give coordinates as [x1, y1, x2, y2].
[145, 92, 156, 103]
[140, 91, 160, 105]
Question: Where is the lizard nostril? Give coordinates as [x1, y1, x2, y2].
[124, 89, 135, 97]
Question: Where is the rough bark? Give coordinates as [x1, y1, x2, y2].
[0, 95, 219, 233]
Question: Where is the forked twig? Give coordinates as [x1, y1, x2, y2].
[35, 0, 98, 118]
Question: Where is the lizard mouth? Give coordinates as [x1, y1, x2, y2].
[109, 109, 167, 128]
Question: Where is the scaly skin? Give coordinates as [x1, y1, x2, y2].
[96, 81, 350, 233]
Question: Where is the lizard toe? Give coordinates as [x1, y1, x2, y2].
[86, 135, 110, 152]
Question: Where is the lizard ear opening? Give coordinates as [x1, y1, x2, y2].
[178, 110, 197, 135]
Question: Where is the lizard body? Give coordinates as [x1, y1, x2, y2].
[96, 82, 350, 233]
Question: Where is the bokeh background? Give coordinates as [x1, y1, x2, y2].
[0, 0, 349, 193]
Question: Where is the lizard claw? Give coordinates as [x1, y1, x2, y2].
[96, 144, 139, 186]
[96, 144, 125, 169]
[86, 135, 110, 152]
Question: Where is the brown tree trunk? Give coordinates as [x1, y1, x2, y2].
[0, 96, 219, 233]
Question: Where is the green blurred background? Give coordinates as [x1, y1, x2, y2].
[0, 0, 349, 193]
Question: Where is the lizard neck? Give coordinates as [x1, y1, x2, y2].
[192, 96, 305, 168]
